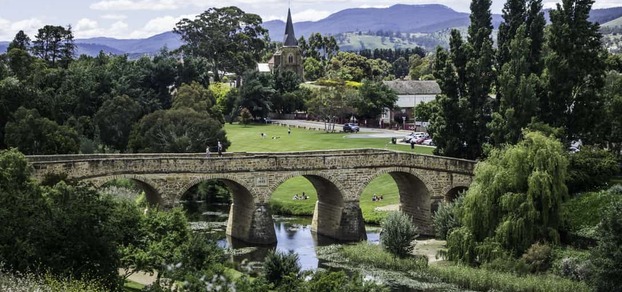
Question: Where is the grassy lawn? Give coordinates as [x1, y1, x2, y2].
[225, 123, 426, 223]
[225, 123, 433, 154]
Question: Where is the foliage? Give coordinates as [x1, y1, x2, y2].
[380, 211, 419, 258]
[562, 186, 622, 235]
[239, 107, 253, 125]
[262, 250, 301, 287]
[302, 270, 388, 292]
[590, 199, 622, 291]
[433, 194, 464, 240]
[31, 25, 75, 68]
[94, 94, 141, 152]
[542, 0, 607, 144]
[551, 248, 593, 281]
[428, 263, 591, 292]
[303, 57, 324, 81]
[520, 242, 552, 273]
[174, 6, 267, 81]
[414, 100, 437, 123]
[451, 131, 568, 264]
[237, 70, 275, 118]
[0, 268, 107, 292]
[355, 79, 398, 120]
[566, 146, 620, 193]
[5, 107, 79, 154]
[340, 242, 427, 272]
[128, 108, 228, 153]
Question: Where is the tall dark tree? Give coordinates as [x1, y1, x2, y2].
[5, 107, 79, 155]
[542, 0, 606, 144]
[355, 79, 398, 120]
[175, 6, 267, 82]
[237, 70, 275, 118]
[430, 41, 467, 157]
[489, 25, 539, 146]
[31, 25, 75, 68]
[463, 0, 495, 159]
[7, 30, 31, 52]
[94, 95, 142, 152]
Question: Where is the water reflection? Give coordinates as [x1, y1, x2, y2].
[181, 201, 380, 271]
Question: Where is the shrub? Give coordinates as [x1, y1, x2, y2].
[590, 200, 622, 291]
[443, 227, 476, 264]
[557, 257, 593, 282]
[520, 242, 553, 273]
[303, 270, 388, 292]
[433, 195, 464, 240]
[566, 146, 619, 194]
[380, 211, 419, 258]
[262, 251, 301, 287]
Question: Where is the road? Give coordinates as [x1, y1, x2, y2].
[272, 119, 413, 140]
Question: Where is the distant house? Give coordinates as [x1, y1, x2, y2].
[381, 80, 441, 128]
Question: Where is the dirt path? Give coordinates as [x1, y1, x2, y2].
[414, 239, 446, 264]
[120, 269, 157, 286]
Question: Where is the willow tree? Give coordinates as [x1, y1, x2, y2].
[447, 131, 568, 263]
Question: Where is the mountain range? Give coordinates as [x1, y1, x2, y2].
[1, 4, 621, 56]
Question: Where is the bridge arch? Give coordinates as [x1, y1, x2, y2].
[442, 184, 469, 202]
[270, 171, 365, 241]
[362, 167, 433, 235]
[179, 175, 276, 245]
[88, 174, 162, 206]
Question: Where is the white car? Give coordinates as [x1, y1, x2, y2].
[422, 138, 435, 146]
[403, 132, 426, 143]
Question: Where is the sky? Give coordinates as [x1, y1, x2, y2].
[0, 0, 620, 41]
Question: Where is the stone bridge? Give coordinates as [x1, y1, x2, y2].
[27, 149, 476, 245]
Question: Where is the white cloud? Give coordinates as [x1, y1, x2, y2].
[127, 14, 192, 38]
[76, 18, 98, 31]
[101, 14, 128, 20]
[0, 18, 45, 40]
[90, 0, 178, 11]
[73, 20, 129, 39]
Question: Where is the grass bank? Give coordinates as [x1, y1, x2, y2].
[322, 242, 590, 292]
[225, 123, 426, 224]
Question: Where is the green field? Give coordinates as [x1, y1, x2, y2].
[225, 123, 431, 223]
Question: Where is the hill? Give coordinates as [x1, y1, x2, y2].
[262, 4, 503, 41]
[1, 4, 621, 56]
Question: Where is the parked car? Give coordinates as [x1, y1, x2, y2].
[422, 138, 435, 146]
[403, 132, 426, 143]
[343, 123, 360, 133]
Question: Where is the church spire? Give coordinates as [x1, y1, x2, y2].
[283, 8, 298, 47]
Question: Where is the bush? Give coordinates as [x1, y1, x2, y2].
[443, 227, 476, 264]
[433, 195, 464, 240]
[520, 242, 553, 273]
[567, 146, 619, 194]
[590, 200, 622, 291]
[380, 211, 419, 258]
[557, 257, 593, 282]
[262, 251, 301, 287]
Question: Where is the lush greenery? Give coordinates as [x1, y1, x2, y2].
[447, 131, 568, 263]
[339, 243, 427, 272]
[380, 212, 419, 258]
[432, 193, 464, 240]
[589, 198, 622, 291]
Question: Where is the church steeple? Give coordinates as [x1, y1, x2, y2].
[283, 8, 298, 47]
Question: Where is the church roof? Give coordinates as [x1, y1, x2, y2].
[283, 8, 298, 47]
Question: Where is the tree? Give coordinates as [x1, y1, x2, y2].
[128, 108, 229, 153]
[175, 6, 267, 82]
[380, 211, 419, 258]
[488, 25, 540, 146]
[305, 86, 357, 132]
[263, 251, 301, 287]
[542, 0, 606, 144]
[237, 70, 275, 119]
[7, 30, 30, 52]
[94, 95, 142, 152]
[448, 131, 568, 264]
[414, 100, 437, 123]
[303, 57, 324, 81]
[590, 200, 622, 291]
[429, 36, 467, 158]
[0, 149, 48, 272]
[355, 79, 397, 120]
[392, 57, 409, 79]
[5, 107, 79, 154]
[463, 0, 495, 159]
[31, 25, 75, 68]
[239, 107, 252, 125]
[173, 81, 223, 123]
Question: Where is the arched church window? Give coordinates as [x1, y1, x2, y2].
[288, 54, 294, 64]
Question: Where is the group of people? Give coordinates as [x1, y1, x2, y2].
[372, 194, 384, 202]
[293, 192, 309, 200]
[205, 140, 223, 157]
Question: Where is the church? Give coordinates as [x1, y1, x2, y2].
[265, 9, 304, 79]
